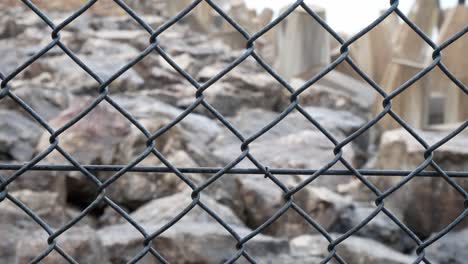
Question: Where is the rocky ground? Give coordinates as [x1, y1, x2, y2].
[0, 2, 467, 264]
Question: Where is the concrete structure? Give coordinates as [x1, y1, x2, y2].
[166, 0, 214, 32]
[434, 5, 468, 125]
[378, 0, 440, 130]
[368, 12, 400, 85]
[274, 6, 330, 80]
[330, 11, 399, 84]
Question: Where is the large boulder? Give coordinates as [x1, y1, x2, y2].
[0, 10, 25, 39]
[374, 128, 468, 237]
[114, 95, 223, 167]
[204, 108, 362, 220]
[238, 176, 352, 238]
[15, 225, 109, 264]
[0, 190, 67, 229]
[0, 110, 42, 162]
[210, 108, 361, 187]
[291, 234, 414, 264]
[175, 64, 284, 117]
[98, 191, 290, 263]
[0, 75, 72, 121]
[33, 98, 190, 209]
[426, 228, 468, 264]
[0, 225, 23, 264]
[0, 190, 96, 264]
[127, 191, 244, 227]
[99, 222, 290, 264]
[28, 96, 223, 209]
[24, 39, 144, 94]
[281, 70, 377, 119]
[333, 203, 415, 252]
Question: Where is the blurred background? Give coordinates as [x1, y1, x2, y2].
[0, 1, 466, 263]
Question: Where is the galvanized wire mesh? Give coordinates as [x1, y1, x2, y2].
[0, 0, 467, 263]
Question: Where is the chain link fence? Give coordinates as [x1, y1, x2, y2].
[0, 0, 467, 263]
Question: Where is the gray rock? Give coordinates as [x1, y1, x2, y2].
[426, 228, 468, 264]
[0, 190, 67, 229]
[28, 96, 222, 209]
[238, 177, 352, 238]
[210, 108, 359, 186]
[0, 110, 42, 162]
[98, 189, 291, 263]
[289, 69, 377, 117]
[32, 99, 171, 209]
[0, 190, 86, 264]
[204, 108, 362, 217]
[291, 234, 415, 264]
[0, 28, 46, 74]
[126, 1, 165, 16]
[114, 95, 222, 167]
[25, 39, 144, 94]
[0, 76, 72, 121]
[0, 225, 23, 264]
[0, 13, 24, 39]
[128, 191, 245, 227]
[15, 225, 109, 264]
[99, 222, 290, 264]
[335, 235, 415, 264]
[374, 128, 468, 237]
[178, 64, 283, 117]
[333, 203, 415, 252]
[256, 254, 323, 264]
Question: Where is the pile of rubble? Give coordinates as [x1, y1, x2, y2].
[0, 1, 466, 263]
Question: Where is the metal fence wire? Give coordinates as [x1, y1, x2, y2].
[0, 0, 467, 263]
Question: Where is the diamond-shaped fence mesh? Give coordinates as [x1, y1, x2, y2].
[0, 0, 467, 263]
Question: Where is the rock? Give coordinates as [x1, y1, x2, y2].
[211, 108, 359, 175]
[286, 70, 377, 118]
[174, 63, 284, 117]
[128, 191, 244, 227]
[114, 95, 222, 167]
[205, 108, 361, 214]
[426, 228, 468, 264]
[15, 225, 109, 264]
[126, 1, 165, 16]
[238, 177, 352, 238]
[25, 39, 144, 94]
[0, 26, 46, 74]
[29, 96, 223, 209]
[97, 181, 231, 227]
[0, 225, 23, 264]
[98, 189, 291, 263]
[99, 222, 290, 264]
[0, 12, 24, 39]
[333, 203, 414, 252]
[0, 75, 72, 121]
[374, 128, 468, 237]
[0, 190, 67, 229]
[291, 234, 414, 264]
[335, 236, 415, 264]
[0, 110, 42, 162]
[33, 98, 184, 209]
[0, 190, 74, 264]
[256, 254, 323, 264]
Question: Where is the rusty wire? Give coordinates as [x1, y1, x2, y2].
[0, 0, 467, 263]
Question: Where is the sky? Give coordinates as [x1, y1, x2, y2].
[245, 0, 461, 33]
